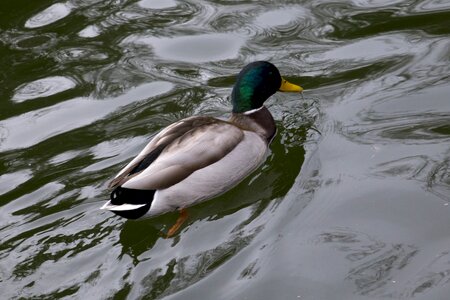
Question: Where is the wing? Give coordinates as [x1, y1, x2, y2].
[148, 131, 268, 216]
[109, 116, 220, 188]
[110, 116, 244, 190]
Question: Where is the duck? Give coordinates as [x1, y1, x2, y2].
[101, 61, 303, 235]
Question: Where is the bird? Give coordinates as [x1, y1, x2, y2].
[101, 61, 303, 236]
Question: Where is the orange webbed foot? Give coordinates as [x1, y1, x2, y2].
[167, 208, 188, 238]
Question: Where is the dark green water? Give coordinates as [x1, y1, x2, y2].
[1, 0, 450, 299]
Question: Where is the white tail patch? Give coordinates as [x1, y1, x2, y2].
[100, 201, 147, 211]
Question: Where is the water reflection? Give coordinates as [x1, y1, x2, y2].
[254, 7, 308, 28]
[138, 0, 178, 10]
[78, 25, 102, 38]
[316, 227, 450, 298]
[0, 82, 173, 151]
[54, 46, 111, 64]
[120, 220, 161, 262]
[24, 2, 73, 29]
[123, 33, 245, 63]
[11, 33, 57, 51]
[121, 221, 263, 299]
[0, 169, 32, 195]
[316, 229, 418, 296]
[373, 155, 450, 203]
[412, 0, 450, 12]
[12, 76, 76, 102]
[407, 250, 450, 297]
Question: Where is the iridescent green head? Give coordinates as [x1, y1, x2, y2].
[231, 61, 303, 113]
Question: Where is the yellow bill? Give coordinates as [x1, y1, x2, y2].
[279, 77, 303, 92]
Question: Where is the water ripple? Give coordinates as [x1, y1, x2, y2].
[138, 0, 178, 10]
[122, 33, 245, 63]
[412, 0, 450, 12]
[78, 25, 102, 38]
[254, 7, 306, 28]
[2, 0, 450, 299]
[12, 76, 77, 103]
[9, 33, 58, 51]
[54, 46, 111, 64]
[1, 82, 173, 151]
[24, 2, 73, 29]
[0, 170, 32, 196]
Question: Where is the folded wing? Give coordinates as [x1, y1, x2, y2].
[109, 116, 244, 190]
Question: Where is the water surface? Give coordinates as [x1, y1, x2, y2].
[1, 0, 450, 299]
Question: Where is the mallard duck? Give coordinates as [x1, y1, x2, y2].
[101, 61, 302, 235]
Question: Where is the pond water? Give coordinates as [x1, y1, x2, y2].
[1, 0, 450, 299]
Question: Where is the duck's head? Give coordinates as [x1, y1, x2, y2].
[231, 61, 303, 113]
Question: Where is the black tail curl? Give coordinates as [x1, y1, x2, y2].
[109, 186, 155, 219]
[110, 186, 155, 205]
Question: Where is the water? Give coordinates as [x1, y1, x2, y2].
[1, 0, 450, 299]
